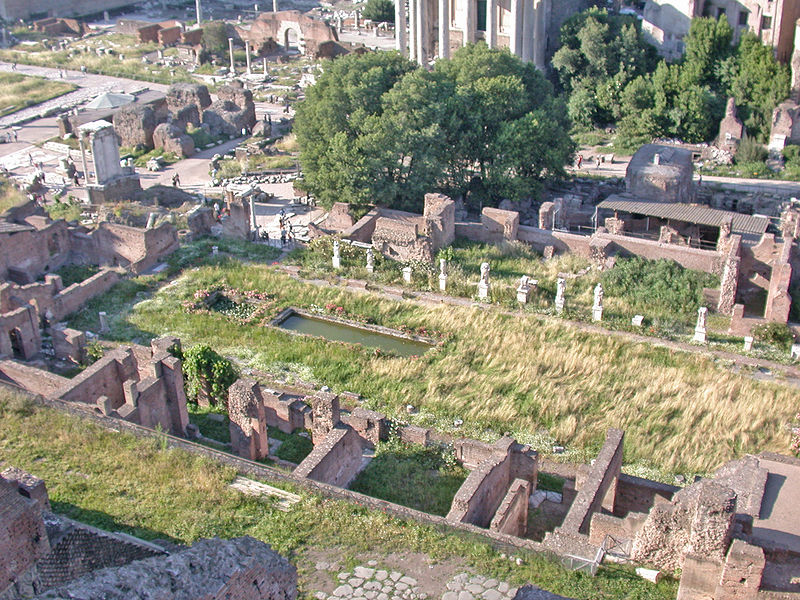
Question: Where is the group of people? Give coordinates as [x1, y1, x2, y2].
[575, 154, 611, 170]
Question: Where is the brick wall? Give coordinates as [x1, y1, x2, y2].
[294, 425, 364, 487]
[0, 221, 72, 283]
[0, 360, 67, 395]
[488, 478, 531, 536]
[559, 429, 624, 535]
[614, 474, 678, 517]
[50, 269, 120, 321]
[447, 438, 537, 529]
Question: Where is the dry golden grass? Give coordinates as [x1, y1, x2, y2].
[0, 72, 75, 117]
[0, 177, 26, 214]
[99, 263, 797, 474]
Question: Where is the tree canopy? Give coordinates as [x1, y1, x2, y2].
[361, 0, 395, 24]
[295, 44, 574, 212]
[616, 17, 789, 145]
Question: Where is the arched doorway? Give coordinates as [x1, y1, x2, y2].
[9, 328, 24, 359]
[284, 27, 300, 51]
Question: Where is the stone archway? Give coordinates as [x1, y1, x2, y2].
[279, 25, 302, 51]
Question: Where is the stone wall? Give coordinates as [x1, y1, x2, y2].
[677, 539, 765, 600]
[614, 473, 679, 517]
[625, 144, 694, 204]
[92, 222, 179, 273]
[0, 360, 67, 396]
[294, 425, 365, 487]
[35, 536, 297, 600]
[228, 378, 270, 461]
[559, 429, 624, 535]
[489, 478, 531, 537]
[0, 220, 72, 284]
[0, 305, 41, 360]
[0, 476, 50, 599]
[481, 207, 519, 242]
[447, 438, 536, 529]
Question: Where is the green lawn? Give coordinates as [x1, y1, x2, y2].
[350, 437, 468, 516]
[0, 72, 75, 117]
[0, 392, 678, 599]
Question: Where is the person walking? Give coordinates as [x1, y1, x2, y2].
[280, 227, 287, 247]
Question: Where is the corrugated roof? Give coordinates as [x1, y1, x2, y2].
[0, 222, 34, 234]
[597, 197, 769, 236]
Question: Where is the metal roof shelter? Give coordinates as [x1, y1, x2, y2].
[597, 196, 769, 237]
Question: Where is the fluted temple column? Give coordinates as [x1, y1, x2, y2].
[409, 0, 417, 61]
[438, 0, 449, 58]
[416, 0, 428, 65]
[396, 0, 408, 55]
[521, 0, 534, 62]
[509, 0, 523, 57]
[486, 0, 496, 48]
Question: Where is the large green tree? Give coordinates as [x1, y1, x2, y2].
[295, 44, 574, 212]
[551, 8, 658, 128]
[361, 0, 395, 24]
[617, 16, 786, 145]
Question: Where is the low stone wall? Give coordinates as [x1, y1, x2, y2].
[0, 360, 67, 396]
[294, 425, 364, 487]
[50, 269, 120, 321]
[594, 232, 717, 273]
[614, 474, 679, 517]
[447, 438, 536, 529]
[559, 429, 624, 535]
[489, 478, 531, 537]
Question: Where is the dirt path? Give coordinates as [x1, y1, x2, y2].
[276, 265, 800, 387]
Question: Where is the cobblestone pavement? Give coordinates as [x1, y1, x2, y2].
[312, 563, 572, 600]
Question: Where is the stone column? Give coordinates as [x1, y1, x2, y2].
[195, 0, 202, 24]
[416, 0, 428, 66]
[554, 277, 565, 314]
[98, 312, 109, 334]
[402, 266, 412, 283]
[510, 0, 524, 58]
[245, 42, 252, 74]
[396, 0, 408, 55]
[249, 197, 256, 230]
[477, 262, 490, 299]
[485, 0, 496, 48]
[532, 0, 548, 70]
[78, 135, 90, 185]
[438, 0, 449, 59]
[438, 258, 447, 291]
[366, 248, 374, 273]
[263, 57, 268, 75]
[521, 0, 534, 62]
[228, 37, 235, 74]
[332, 241, 341, 269]
[409, 0, 417, 62]
[273, 0, 278, 11]
[464, 0, 475, 45]
[792, 18, 800, 101]
[592, 283, 603, 322]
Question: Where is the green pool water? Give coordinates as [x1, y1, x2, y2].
[277, 313, 431, 357]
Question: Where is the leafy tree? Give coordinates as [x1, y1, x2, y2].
[680, 15, 732, 88]
[202, 22, 232, 56]
[181, 345, 238, 406]
[551, 8, 657, 128]
[362, 0, 395, 24]
[295, 44, 574, 212]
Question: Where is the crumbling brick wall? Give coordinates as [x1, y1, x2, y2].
[228, 379, 270, 461]
[113, 104, 160, 149]
[447, 437, 537, 528]
[488, 478, 531, 536]
[481, 207, 519, 242]
[294, 425, 364, 487]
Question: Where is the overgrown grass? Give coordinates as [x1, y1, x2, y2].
[50, 264, 100, 287]
[0, 394, 678, 599]
[46, 198, 83, 222]
[188, 403, 231, 443]
[288, 237, 717, 328]
[69, 257, 798, 474]
[350, 436, 468, 516]
[0, 72, 75, 117]
[270, 427, 314, 464]
[0, 177, 26, 214]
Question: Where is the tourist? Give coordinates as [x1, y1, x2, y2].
[172, 172, 181, 187]
[73, 172, 80, 186]
[280, 228, 286, 246]
[576, 154, 583, 169]
[27, 153, 33, 166]
[11, 62, 16, 71]
[12, 130, 17, 142]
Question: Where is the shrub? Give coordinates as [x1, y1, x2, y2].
[752, 322, 794, 350]
[83, 341, 104, 365]
[736, 134, 768, 164]
[182, 345, 238, 406]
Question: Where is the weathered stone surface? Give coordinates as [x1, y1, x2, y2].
[113, 104, 158, 149]
[152, 122, 195, 158]
[166, 82, 211, 115]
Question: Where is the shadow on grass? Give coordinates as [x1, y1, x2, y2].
[50, 501, 182, 546]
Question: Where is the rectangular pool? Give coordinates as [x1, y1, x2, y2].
[275, 311, 432, 357]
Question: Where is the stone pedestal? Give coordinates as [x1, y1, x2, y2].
[516, 286, 530, 303]
[212, 245, 219, 255]
[402, 266, 412, 283]
[332, 256, 341, 269]
[478, 282, 490, 300]
[743, 336, 754, 351]
[98, 311, 109, 334]
[693, 327, 707, 344]
[791, 344, 800, 360]
[439, 274, 447, 292]
[632, 315, 644, 327]
[366, 263, 374, 274]
[592, 306, 603, 322]
[555, 297, 565, 314]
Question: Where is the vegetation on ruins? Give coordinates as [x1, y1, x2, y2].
[178, 344, 239, 406]
[751, 322, 795, 351]
[361, 0, 395, 24]
[0, 72, 75, 118]
[69, 252, 798, 474]
[295, 45, 574, 212]
[350, 435, 468, 516]
[0, 393, 679, 599]
[557, 10, 790, 148]
[0, 177, 27, 215]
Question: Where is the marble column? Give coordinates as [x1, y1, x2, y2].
[396, 0, 408, 55]
[228, 37, 235, 74]
[409, 0, 417, 61]
[195, 0, 202, 24]
[522, 0, 534, 62]
[532, 0, 548, 70]
[464, 0, 475, 45]
[510, 0, 524, 58]
[416, 0, 428, 66]
[486, 0, 496, 48]
[438, 0, 449, 58]
[245, 42, 252, 74]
